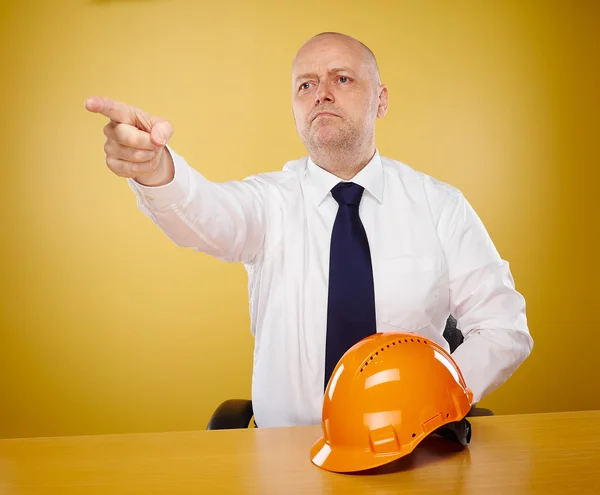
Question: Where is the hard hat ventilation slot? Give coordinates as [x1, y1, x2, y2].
[359, 337, 429, 373]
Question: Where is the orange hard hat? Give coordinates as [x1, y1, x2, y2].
[310, 331, 474, 473]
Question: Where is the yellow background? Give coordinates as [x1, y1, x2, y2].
[1, 0, 598, 439]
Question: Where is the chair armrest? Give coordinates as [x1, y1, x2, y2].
[467, 405, 494, 417]
[206, 399, 254, 430]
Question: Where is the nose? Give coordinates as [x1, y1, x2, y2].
[315, 81, 334, 106]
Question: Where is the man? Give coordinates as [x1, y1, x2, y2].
[85, 32, 533, 428]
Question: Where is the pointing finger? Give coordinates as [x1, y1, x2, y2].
[85, 96, 152, 131]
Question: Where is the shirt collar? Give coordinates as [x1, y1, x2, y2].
[305, 149, 384, 206]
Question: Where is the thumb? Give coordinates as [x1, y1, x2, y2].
[150, 119, 174, 148]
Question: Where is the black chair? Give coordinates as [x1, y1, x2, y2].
[206, 316, 493, 429]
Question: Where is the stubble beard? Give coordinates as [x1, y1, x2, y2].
[302, 119, 361, 157]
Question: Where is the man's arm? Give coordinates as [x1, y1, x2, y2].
[435, 186, 533, 403]
[128, 147, 268, 262]
[86, 96, 267, 263]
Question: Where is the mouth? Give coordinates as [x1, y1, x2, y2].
[312, 112, 339, 121]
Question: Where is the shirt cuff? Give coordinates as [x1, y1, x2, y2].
[127, 145, 191, 211]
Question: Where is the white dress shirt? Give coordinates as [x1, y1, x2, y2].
[128, 147, 533, 428]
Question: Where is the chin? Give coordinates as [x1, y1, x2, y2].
[311, 128, 344, 147]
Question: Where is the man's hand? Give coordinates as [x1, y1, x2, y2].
[85, 96, 175, 186]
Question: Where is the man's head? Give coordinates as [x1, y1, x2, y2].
[291, 32, 388, 160]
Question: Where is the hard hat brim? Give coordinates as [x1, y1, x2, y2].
[309, 435, 412, 473]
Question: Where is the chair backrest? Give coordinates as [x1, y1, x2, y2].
[443, 315, 464, 354]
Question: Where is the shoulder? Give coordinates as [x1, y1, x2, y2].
[380, 155, 464, 207]
[241, 156, 307, 189]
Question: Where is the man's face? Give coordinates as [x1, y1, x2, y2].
[291, 35, 386, 153]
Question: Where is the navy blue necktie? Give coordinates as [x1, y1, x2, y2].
[324, 182, 377, 390]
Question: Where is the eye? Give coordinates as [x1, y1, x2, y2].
[338, 76, 350, 83]
[299, 82, 311, 91]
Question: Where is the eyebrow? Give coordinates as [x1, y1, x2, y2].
[294, 67, 357, 84]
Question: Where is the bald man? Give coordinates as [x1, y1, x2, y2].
[86, 32, 533, 428]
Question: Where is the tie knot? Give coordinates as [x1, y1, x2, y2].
[331, 182, 364, 206]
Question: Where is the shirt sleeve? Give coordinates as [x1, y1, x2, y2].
[127, 146, 268, 263]
[433, 184, 533, 403]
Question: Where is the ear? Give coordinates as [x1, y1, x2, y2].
[376, 84, 389, 118]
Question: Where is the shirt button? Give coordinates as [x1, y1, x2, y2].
[145, 194, 154, 201]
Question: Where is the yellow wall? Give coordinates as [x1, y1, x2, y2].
[1, 0, 598, 439]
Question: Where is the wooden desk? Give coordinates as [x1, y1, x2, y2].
[0, 411, 599, 494]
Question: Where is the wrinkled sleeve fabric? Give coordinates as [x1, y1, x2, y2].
[127, 147, 269, 264]
[429, 181, 533, 403]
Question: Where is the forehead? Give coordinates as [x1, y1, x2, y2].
[292, 36, 370, 79]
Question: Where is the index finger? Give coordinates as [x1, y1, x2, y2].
[85, 96, 140, 126]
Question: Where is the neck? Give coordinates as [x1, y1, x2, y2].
[310, 140, 376, 180]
